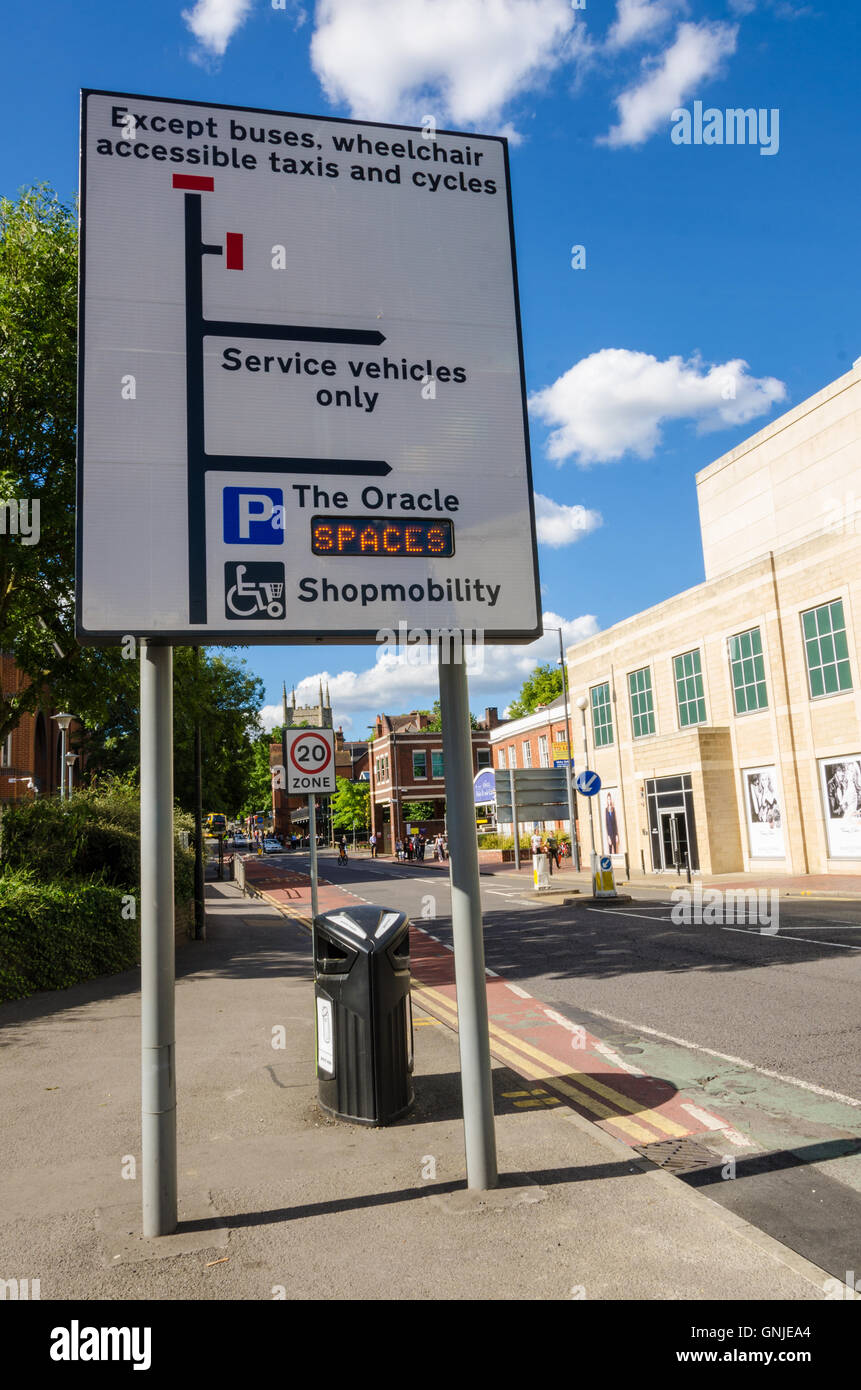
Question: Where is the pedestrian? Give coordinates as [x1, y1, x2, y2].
[369, 831, 377, 858]
[396, 837, 404, 862]
[547, 834, 559, 870]
[546, 836, 556, 876]
[417, 832, 426, 862]
[530, 830, 542, 856]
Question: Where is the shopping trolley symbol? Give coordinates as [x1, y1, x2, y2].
[172, 173, 391, 627]
[225, 562, 286, 620]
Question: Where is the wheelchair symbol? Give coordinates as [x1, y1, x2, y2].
[224, 563, 285, 620]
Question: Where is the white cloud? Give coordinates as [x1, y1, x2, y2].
[534, 493, 602, 546]
[601, 20, 737, 147]
[276, 611, 599, 727]
[310, 0, 577, 129]
[529, 348, 787, 465]
[605, 0, 683, 52]
[182, 0, 253, 56]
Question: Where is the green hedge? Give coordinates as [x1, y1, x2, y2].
[0, 780, 195, 1001]
[0, 782, 194, 900]
[0, 871, 136, 1002]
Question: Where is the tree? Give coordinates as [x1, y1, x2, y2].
[422, 698, 477, 731]
[0, 186, 78, 744]
[403, 801, 436, 822]
[331, 778, 370, 833]
[507, 663, 563, 719]
[241, 724, 284, 819]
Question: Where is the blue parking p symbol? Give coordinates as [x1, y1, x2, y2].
[223, 487, 284, 544]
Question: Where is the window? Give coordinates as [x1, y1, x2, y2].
[375, 754, 389, 782]
[476, 748, 491, 770]
[522, 741, 533, 767]
[412, 750, 427, 779]
[498, 748, 507, 770]
[729, 627, 768, 713]
[802, 599, 852, 698]
[508, 745, 517, 768]
[674, 650, 707, 727]
[0, 733, 10, 767]
[538, 734, 549, 767]
[590, 683, 614, 747]
[628, 667, 655, 738]
[431, 750, 444, 778]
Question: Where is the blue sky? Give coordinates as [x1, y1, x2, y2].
[4, 0, 857, 737]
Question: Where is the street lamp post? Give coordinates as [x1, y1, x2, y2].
[575, 695, 597, 882]
[51, 713, 74, 800]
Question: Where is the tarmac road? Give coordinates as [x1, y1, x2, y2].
[286, 849, 861, 1280]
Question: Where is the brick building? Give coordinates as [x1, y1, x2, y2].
[564, 358, 861, 876]
[367, 708, 500, 853]
[0, 654, 75, 805]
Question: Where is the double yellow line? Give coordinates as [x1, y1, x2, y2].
[411, 978, 689, 1145]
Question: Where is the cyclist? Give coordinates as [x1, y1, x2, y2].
[337, 835, 348, 865]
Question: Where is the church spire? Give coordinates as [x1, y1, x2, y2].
[282, 681, 288, 728]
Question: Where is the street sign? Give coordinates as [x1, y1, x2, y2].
[473, 769, 496, 804]
[76, 90, 540, 644]
[553, 759, 573, 769]
[576, 770, 601, 797]
[285, 727, 336, 793]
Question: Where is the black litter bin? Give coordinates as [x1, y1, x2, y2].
[314, 905, 414, 1125]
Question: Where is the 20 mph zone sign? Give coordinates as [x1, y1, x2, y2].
[76, 90, 540, 645]
[286, 728, 336, 794]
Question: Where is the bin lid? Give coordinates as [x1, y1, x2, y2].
[314, 905, 408, 953]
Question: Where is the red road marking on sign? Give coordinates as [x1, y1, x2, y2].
[288, 732, 333, 774]
[225, 232, 243, 270]
[172, 174, 215, 192]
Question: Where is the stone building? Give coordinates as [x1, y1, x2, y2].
[564, 358, 861, 876]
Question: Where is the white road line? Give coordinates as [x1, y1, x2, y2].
[590, 907, 861, 952]
[485, 969, 500, 977]
[723, 928, 861, 950]
[505, 983, 532, 999]
[573, 1004, 861, 1109]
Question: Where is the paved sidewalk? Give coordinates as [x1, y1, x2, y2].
[0, 881, 847, 1300]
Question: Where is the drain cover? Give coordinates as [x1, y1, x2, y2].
[634, 1136, 719, 1175]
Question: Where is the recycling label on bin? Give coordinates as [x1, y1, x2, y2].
[316, 997, 334, 1074]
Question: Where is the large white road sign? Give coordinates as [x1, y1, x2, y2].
[77, 90, 541, 644]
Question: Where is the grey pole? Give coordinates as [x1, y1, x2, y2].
[308, 795, 319, 921]
[439, 652, 498, 1190]
[509, 767, 520, 871]
[59, 724, 67, 801]
[579, 703, 597, 885]
[557, 628, 580, 871]
[140, 641, 177, 1237]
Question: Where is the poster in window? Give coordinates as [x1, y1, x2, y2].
[742, 766, 785, 858]
[819, 756, 861, 859]
[599, 786, 624, 857]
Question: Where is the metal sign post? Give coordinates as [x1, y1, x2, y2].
[439, 653, 498, 1191]
[508, 767, 520, 870]
[308, 795, 319, 922]
[139, 642, 177, 1237]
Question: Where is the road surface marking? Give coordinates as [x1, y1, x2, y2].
[571, 1004, 861, 1109]
[411, 980, 689, 1140]
[722, 925, 861, 951]
[505, 983, 532, 999]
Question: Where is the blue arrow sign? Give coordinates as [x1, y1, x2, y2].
[600, 855, 612, 871]
[575, 769, 601, 797]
